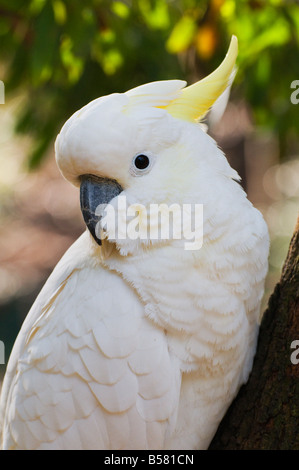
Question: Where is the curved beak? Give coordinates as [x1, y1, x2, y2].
[80, 175, 123, 245]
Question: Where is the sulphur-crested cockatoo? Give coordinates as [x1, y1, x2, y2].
[0, 36, 269, 450]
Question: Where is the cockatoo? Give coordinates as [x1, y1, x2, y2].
[0, 36, 269, 450]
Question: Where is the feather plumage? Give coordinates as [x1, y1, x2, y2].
[0, 36, 269, 450]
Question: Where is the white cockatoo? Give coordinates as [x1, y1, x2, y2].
[0, 36, 269, 450]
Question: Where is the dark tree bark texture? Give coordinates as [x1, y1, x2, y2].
[209, 216, 299, 450]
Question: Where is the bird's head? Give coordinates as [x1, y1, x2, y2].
[55, 36, 239, 256]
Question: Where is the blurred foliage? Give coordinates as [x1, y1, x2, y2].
[0, 0, 299, 167]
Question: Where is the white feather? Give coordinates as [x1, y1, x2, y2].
[0, 76, 269, 450]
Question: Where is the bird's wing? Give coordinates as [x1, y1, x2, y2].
[0, 232, 181, 449]
[0, 233, 91, 437]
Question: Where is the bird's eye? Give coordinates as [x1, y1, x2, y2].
[134, 154, 150, 170]
[130, 153, 154, 177]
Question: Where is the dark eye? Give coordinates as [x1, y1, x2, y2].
[134, 154, 150, 170]
[130, 153, 155, 176]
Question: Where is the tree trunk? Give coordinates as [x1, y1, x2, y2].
[209, 216, 299, 450]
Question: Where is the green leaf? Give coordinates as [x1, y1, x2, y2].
[52, 0, 67, 25]
[30, 1, 58, 85]
[29, 0, 47, 16]
[138, 0, 170, 30]
[240, 17, 291, 61]
[102, 48, 124, 75]
[111, 1, 130, 19]
[166, 15, 196, 53]
[60, 36, 84, 84]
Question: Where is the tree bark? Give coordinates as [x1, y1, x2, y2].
[209, 216, 299, 450]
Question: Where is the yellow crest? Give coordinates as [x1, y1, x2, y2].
[163, 35, 238, 122]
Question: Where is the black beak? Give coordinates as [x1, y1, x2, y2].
[80, 175, 123, 245]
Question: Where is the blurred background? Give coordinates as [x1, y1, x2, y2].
[0, 0, 299, 379]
